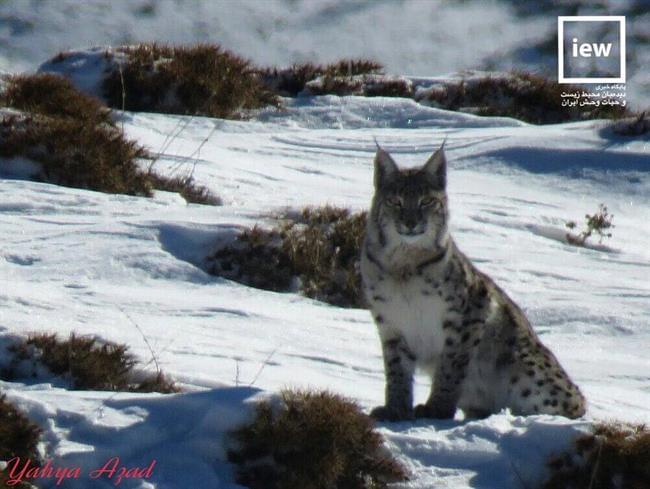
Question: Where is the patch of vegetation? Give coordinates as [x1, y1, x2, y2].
[0, 73, 219, 204]
[45, 43, 634, 125]
[103, 43, 279, 118]
[423, 72, 630, 124]
[259, 59, 384, 96]
[0, 394, 42, 488]
[207, 206, 366, 308]
[307, 75, 414, 98]
[262, 66, 626, 122]
[146, 171, 222, 205]
[228, 389, 408, 489]
[265, 67, 623, 123]
[208, 225, 293, 292]
[306, 74, 413, 98]
[285, 207, 366, 306]
[565, 204, 614, 246]
[305, 75, 366, 96]
[1, 73, 111, 124]
[542, 422, 650, 489]
[318, 59, 384, 78]
[1, 112, 153, 195]
[364, 77, 414, 98]
[3, 333, 178, 393]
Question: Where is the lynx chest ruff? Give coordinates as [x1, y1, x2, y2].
[368, 274, 457, 368]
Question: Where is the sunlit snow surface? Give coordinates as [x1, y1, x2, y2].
[1, 89, 649, 487]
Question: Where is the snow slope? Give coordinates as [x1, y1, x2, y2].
[1, 90, 650, 486]
[0, 0, 546, 76]
[1, 0, 648, 108]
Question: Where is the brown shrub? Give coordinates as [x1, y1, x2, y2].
[306, 74, 413, 98]
[424, 72, 630, 124]
[103, 43, 279, 118]
[207, 206, 366, 308]
[208, 225, 294, 292]
[306, 76, 366, 96]
[228, 389, 408, 489]
[322, 59, 384, 78]
[4, 333, 178, 393]
[0, 394, 42, 488]
[364, 77, 414, 98]
[146, 171, 221, 205]
[1, 73, 111, 124]
[285, 207, 366, 307]
[260, 59, 383, 96]
[1, 113, 153, 196]
[543, 422, 650, 489]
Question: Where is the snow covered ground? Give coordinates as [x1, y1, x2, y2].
[1, 83, 649, 487]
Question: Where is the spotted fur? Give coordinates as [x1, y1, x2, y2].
[361, 144, 586, 421]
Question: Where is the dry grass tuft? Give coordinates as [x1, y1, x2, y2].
[146, 171, 222, 205]
[306, 75, 366, 96]
[1, 73, 111, 124]
[364, 77, 414, 98]
[209, 225, 293, 292]
[284, 206, 366, 307]
[305, 74, 413, 98]
[228, 389, 408, 489]
[4, 333, 178, 393]
[1, 112, 153, 195]
[260, 59, 383, 96]
[424, 72, 630, 124]
[322, 59, 384, 78]
[207, 206, 366, 308]
[0, 394, 42, 488]
[103, 43, 279, 118]
[543, 422, 650, 489]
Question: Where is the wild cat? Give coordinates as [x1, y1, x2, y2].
[361, 143, 586, 421]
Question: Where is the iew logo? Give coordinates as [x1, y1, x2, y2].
[558, 16, 625, 84]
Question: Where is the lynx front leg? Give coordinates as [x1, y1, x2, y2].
[416, 348, 470, 420]
[371, 335, 416, 421]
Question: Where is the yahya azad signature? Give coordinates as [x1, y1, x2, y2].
[1, 456, 156, 486]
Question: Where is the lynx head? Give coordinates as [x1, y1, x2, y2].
[370, 143, 449, 251]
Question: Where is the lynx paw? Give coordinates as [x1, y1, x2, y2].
[370, 405, 414, 422]
[414, 403, 456, 419]
[462, 407, 492, 419]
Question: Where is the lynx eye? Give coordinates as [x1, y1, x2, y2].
[419, 196, 438, 208]
[386, 196, 403, 207]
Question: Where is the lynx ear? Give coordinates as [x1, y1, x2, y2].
[374, 148, 398, 188]
[423, 143, 447, 189]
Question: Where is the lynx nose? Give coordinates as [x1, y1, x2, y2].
[404, 218, 418, 231]
[400, 219, 422, 236]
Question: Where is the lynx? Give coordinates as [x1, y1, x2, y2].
[361, 143, 586, 421]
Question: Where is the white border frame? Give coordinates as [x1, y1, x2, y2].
[558, 16, 625, 84]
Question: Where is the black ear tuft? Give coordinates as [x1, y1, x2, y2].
[423, 143, 447, 189]
[374, 148, 398, 189]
